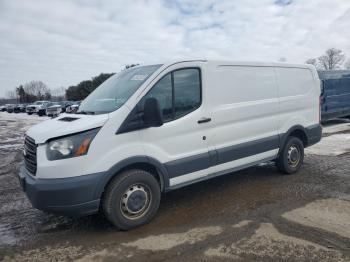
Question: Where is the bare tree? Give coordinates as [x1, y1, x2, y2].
[6, 90, 16, 99]
[305, 58, 317, 67]
[24, 81, 50, 98]
[23, 81, 51, 101]
[51, 87, 66, 100]
[317, 48, 345, 70]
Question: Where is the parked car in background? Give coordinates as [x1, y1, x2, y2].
[19, 61, 322, 230]
[37, 102, 56, 116]
[6, 104, 15, 113]
[318, 70, 350, 122]
[0, 105, 7, 112]
[26, 101, 50, 115]
[60, 101, 74, 112]
[66, 101, 81, 113]
[14, 104, 27, 113]
[46, 102, 62, 117]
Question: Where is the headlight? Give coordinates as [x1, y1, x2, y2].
[46, 128, 100, 160]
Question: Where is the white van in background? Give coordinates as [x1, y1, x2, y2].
[19, 60, 322, 230]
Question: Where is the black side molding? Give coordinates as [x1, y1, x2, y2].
[306, 124, 322, 147]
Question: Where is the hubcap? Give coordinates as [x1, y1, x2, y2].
[287, 145, 300, 167]
[120, 184, 151, 220]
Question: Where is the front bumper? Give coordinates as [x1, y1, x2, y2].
[18, 166, 106, 216]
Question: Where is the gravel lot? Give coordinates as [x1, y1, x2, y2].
[0, 112, 349, 261]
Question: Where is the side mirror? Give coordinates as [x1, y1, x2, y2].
[143, 97, 163, 127]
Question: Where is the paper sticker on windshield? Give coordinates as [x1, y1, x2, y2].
[131, 74, 148, 81]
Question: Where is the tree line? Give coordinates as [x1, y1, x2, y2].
[65, 64, 138, 100]
[5, 64, 138, 103]
[65, 73, 115, 101]
[305, 48, 350, 70]
[6, 81, 53, 103]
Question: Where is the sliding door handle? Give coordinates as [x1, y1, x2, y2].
[197, 117, 211, 124]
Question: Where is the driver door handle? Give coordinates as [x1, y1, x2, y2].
[197, 117, 211, 124]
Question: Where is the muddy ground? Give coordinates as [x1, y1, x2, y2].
[0, 112, 349, 261]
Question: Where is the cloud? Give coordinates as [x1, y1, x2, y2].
[275, 0, 293, 6]
[0, 0, 350, 97]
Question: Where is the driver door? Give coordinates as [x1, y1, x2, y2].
[139, 66, 213, 187]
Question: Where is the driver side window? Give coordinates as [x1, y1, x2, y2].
[143, 68, 201, 122]
[144, 73, 173, 122]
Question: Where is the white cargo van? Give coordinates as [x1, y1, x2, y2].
[19, 60, 322, 230]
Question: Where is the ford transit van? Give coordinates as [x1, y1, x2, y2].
[19, 60, 322, 230]
[318, 70, 350, 122]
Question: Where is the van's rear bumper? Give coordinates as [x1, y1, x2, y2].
[306, 124, 322, 147]
[18, 166, 105, 216]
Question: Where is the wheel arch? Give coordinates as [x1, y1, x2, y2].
[96, 156, 169, 200]
[279, 125, 308, 155]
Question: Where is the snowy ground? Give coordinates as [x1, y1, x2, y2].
[306, 119, 350, 156]
[0, 112, 48, 152]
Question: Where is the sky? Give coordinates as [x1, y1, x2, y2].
[1, 0, 350, 97]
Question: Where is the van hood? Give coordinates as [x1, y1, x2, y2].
[26, 113, 109, 144]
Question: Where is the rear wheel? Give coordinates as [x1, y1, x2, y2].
[102, 169, 161, 230]
[276, 136, 304, 174]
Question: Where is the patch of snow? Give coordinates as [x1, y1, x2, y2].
[0, 112, 49, 121]
[124, 226, 223, 251]
[205, 223, 340, 261]
[283, 198, 350, 239]
[232, 220, 252, 228]
[322, 122, 350, 135]
[306, 133, 350, 156]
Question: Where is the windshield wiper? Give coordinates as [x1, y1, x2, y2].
[76, 110, 95, 115]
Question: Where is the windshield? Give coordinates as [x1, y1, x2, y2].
[34, 101, 44, 105]
[78, 64, 162, 114]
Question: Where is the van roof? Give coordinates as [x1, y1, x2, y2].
[161, 59, 315, 70]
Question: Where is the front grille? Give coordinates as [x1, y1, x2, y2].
[24, 136, 37, 175]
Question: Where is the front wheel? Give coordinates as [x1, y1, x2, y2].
[276, 136, 304, 174]
[102, 169, 161, 230]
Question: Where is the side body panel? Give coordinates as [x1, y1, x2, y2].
[276, 66, 320, 135]
[202, 63, 280, 177]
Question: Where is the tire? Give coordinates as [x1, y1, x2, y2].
[102, 169, 161, 230]
[276, 136, 304, 174]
